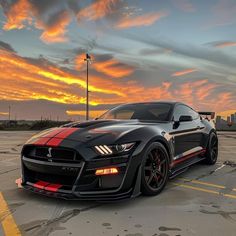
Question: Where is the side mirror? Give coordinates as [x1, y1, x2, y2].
[179, 115, 192, 122]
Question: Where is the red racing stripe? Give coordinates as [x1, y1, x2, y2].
[45, 184, 63, 192]
[54, 128, 79, 139]
[33, 137, 51, 145]
[42, 128, 66, 138]
[171, 149, 206, 167]
[45, 128, 78, 147]
[46, 138, 63, 147]
[32, 128, 67, 145]
[33, 181, 49, 189]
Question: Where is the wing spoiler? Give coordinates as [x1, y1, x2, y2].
[198, 111, 215, 120]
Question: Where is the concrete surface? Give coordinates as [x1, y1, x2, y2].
[0, 131, 235, 236]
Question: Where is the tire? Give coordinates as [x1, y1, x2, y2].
[141, 142, 169, 196]
[204, 132, 218, 165]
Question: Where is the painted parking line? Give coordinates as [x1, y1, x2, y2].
[0, 192, 21, 236]
[173, 183, 236, 200]
[179, 178, 236, 192]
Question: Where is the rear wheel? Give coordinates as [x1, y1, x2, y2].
[204, 132, 218, 165]
[141, 142, 169, 196]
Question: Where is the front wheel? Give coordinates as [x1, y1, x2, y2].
[141, 142, 169, 196]
[204, 132, 218, 165]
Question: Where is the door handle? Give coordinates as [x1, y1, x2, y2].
[197, 126, 201, 129]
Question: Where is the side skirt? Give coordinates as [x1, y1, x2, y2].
[169, 155, 205, 179]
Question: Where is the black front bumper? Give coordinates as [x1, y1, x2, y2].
[21, 146, 142, 201]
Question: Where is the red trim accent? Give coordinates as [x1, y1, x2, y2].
[33, 181, 49, 189]
[171, 149, 206, 167]
[33, 181, 62, 192]
[45, 128, 78, 147]
[45, 184, 63, 192]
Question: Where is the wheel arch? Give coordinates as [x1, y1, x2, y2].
[148, 135, 172, 162]
[206, 128, 218, 147]
[131, 135, 172, 197]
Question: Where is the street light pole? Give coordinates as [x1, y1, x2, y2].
[84, 53, 91, 121]
[86, 56, 89, 120]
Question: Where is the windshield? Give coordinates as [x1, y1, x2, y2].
[98, 103, 172, 121]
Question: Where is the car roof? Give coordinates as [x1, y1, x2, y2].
[119, 101, 183, 106]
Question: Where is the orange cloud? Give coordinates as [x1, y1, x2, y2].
[0, 47, 174, 106]
[171, 68, 197, 77]
[39, 11, 71, 43]
[0, 48, 125, 105]
[116, 11, 168, 29]
[93, 59, 134, 78]
[2, 0, 70, 43]
[75, 54, 135, 78]
[196, 86, 217, 101]
[0, 46, 235, 114]
[77, 0, 119, 21]
[0, 112, 9, 116]
[3, 0, 32, 30]
[214, 41, 236, 48]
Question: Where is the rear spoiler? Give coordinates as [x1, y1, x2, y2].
[198, 111, 215, 120]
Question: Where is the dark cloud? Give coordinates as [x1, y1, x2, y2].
[0, 40, 16, 52]
[94, 53, 113, 62]
[0, 0, 17, 12]
[29, 0, 76, 26]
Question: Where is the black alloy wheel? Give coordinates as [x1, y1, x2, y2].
[204, 132, 218, 165]
[141, 142, 169, 196]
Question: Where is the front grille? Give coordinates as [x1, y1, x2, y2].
[35, 147, 75, 160]
[22, 145, 82, 163]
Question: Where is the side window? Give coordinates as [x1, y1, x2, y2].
[188, 109, 199, 120]
[173, 105, 199, 121]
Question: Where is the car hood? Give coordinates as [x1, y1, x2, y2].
[26, 119, 161, 146]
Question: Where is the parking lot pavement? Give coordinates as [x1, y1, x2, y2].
[0, 131, 236, 236]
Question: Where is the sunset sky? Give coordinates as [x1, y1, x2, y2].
[0, 0, 236, 120]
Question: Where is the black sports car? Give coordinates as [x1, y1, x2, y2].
[20, 102, 218, 200]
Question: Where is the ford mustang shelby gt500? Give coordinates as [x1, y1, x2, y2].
[20, 102, 218, 200]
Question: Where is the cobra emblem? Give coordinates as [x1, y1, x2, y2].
[46, 147, 52, 158]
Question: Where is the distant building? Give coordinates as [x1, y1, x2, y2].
[231, 114, 235, 124]
[216, 116, 221, 124]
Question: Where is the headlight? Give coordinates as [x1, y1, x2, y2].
[94, 142, 135, 156]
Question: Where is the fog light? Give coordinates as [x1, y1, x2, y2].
[95, 167, 119, 176]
